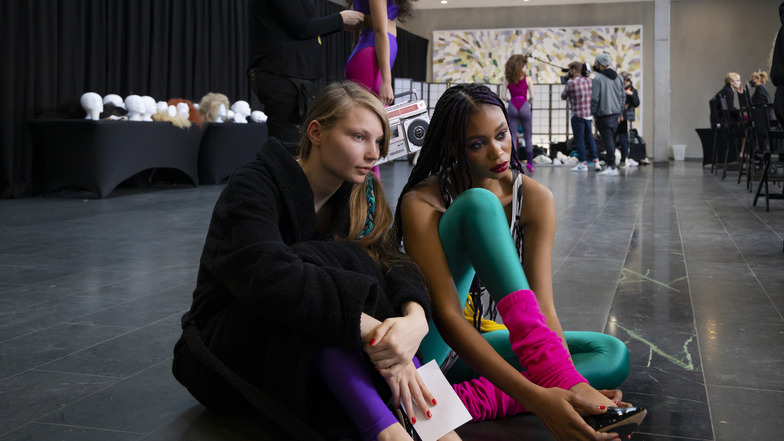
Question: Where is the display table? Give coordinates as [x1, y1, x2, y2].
[696, 127, 738, 167]
[198, 122, 268, 184]
[30, 119, 203, 198]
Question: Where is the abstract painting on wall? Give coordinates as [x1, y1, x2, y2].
[433, 25, 642, 87]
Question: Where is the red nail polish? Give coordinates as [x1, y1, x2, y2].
[411, 417, 416, 424]
[427, 410, 432, 418]
[598, 406, 606, 410]
[369, 338, 375, 345]
[432, 398, 438, 405]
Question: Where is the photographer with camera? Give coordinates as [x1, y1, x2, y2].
[591, 53, 625, 176]
[561, 61, 601, 171]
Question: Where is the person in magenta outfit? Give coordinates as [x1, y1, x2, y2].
[345, 0, 416, 180]
[502, 54, 535, 174]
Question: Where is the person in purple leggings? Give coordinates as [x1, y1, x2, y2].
[171, 82, 441, 441]
[502, 54, 535, 174]
[345, 0, 416, 180]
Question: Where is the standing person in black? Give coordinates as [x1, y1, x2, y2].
[771, 2, 784, 124]
[248, 0, 364, 142]
[615, 74, 640, 168]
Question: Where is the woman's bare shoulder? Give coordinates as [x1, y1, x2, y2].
[400, 175, 446, 213]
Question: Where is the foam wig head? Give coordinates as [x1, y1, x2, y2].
[198, 93, 230, 123]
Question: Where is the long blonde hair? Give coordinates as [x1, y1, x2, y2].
[298, 82, 398, 261]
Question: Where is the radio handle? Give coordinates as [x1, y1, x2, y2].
[393, 89, 419, 102]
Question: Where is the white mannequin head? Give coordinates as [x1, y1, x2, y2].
[103, 94, 125, 109]
[141, 96, 156, 121]
[156, 101, 168, 113]
[81, 92, 103, 120]
[217, 104, 228, 123]
[167, 105, 178, 118]
[125, 95, 145, 121]
[227, 109, 235, 121]
[230, 100, 251, 123]
[250, 110, 268, 123]
[176, 102, 190, 120]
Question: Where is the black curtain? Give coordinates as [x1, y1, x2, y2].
[0, 0, 429, 198]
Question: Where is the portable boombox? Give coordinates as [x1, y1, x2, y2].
[377, 91, 430, 165]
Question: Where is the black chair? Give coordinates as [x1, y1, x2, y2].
[750, 106, 784, 210]
[737, 86, 757, 187]
[710, 95, 742, 178]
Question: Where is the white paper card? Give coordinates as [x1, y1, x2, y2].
[401, 360, 472, 441]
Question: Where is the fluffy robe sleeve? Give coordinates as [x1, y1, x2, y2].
[188, 141, 430, 349]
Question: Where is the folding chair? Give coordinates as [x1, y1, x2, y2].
[750, 106, 784, 211]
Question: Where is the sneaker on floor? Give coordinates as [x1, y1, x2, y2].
[618, 161, 626, 168]
[571, 163, 588, 171]
[627, 158, 639, 167]
[598, 167, 618, 176]
[593, 160, 602, 171]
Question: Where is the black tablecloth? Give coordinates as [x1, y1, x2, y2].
[198, 122, 268, 184]
[696, 127, 738, 166]
[30, 120, 203, 198]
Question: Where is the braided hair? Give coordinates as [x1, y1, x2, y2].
[394, 83, 523, 330]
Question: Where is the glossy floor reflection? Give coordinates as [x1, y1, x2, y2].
[1, 161, 783, 441]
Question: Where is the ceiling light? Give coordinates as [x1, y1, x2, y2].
[441, 0, 447, 3]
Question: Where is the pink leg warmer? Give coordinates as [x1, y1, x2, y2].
[453, 377, 526, 422]
[452, 290, 588, 422]
[498, 289, 587, 390]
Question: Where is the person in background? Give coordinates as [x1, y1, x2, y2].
[750, 71, 772, 107]
[561, 61, 602, 172]
[345, 0, 418, 180]
[615, 73, 640, 168]
[502, 54, 536, 175]
[248, 0, 364, 142]
[591, 53, 625, 176]
[773, 3, 784, 124]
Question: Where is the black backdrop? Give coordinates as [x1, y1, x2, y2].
[0, 0, 428, 198]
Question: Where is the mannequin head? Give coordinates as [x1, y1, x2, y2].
[230, 100, 251, 123]
[142, 96, 157, 121]
[250, 110, 267, 123]
[125, 95, 145, 121]
[103, 94, 125, 109]
[176, 102, 190, 120]
[167, 98, 203, 125]
[198, 92, 231, 123]
[80, 92, 103, 120]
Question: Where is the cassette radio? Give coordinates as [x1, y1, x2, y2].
[377, 92, 430, 165]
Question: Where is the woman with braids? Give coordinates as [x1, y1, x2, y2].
[173, 82, 454, 441]
[501, 54, 535, 174]
[395, 84, 646, 441]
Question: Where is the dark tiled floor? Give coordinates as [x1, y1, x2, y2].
[1, 161, 783, 441]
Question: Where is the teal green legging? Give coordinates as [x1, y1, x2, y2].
[418, 188, 629, 390]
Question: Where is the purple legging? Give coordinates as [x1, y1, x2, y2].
[507, 100, 533, 164]
[317, 347, 420, 441]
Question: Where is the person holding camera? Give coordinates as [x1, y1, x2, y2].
[615, 74, 640, 168]
[591, 53, 625, 176]
[561, 61, 601, 171]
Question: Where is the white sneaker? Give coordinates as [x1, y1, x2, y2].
[571, 163, 588, 171]
[593, 160, 602, 171]
[598, 167, 618, 176]
[627, 158, 639, 167]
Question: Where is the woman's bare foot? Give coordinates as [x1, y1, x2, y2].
[377, 422, 413, 441]
[569, 382, 616, 408]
